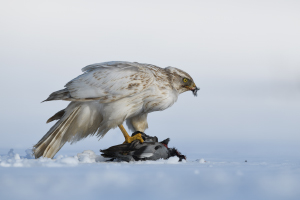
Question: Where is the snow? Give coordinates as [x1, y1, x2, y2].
[1, 149, 300, 200]
[196, 158, 206, 163]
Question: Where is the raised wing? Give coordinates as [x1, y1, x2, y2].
[65, 61, 155, 103]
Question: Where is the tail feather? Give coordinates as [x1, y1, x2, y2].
[33, 101, 104, 159]
[42, 107, 80, 158]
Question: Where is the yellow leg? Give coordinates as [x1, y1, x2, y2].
[118, 124, 144, 143]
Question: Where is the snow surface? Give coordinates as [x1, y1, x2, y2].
[1, 149, 299, 200]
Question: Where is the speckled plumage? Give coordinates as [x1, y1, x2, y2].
[33, 61, 197, 158]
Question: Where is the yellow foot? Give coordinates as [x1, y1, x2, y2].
[123, 133, 144, 144]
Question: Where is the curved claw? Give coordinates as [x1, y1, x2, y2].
[123, 133, 144, 144]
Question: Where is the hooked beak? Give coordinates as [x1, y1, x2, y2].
[186, 83, 200, 96]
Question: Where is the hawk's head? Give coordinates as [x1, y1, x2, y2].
[165, 67, 199, 96]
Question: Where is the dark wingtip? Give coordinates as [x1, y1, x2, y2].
[46, 109, 65, 123]
[41, 96, 53, 103]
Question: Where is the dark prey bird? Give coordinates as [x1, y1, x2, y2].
[100, 132, 186, 162]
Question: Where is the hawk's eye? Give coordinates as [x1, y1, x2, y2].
[183, 78, 188, 83]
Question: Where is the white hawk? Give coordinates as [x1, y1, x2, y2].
[33, 61, 199, 158]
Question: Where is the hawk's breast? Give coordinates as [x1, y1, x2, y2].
[142, 86, 178, 113]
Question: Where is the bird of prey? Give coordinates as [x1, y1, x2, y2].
[33, 61, 199, 158]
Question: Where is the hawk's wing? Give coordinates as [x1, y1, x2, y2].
[65, 61, 155, 103]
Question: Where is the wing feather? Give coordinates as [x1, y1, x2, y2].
[65, 62, 155, 103]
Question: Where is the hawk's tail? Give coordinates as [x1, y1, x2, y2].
[33, 101, 103, 159]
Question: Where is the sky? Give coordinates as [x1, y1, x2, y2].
[0, 0, 299, 155]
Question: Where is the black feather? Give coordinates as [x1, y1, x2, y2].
[160, 138, 170, 145]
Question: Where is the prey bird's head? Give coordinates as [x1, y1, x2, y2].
[165, 67, 199, 96]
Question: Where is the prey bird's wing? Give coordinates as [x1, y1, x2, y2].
[65, 61, 155, 103]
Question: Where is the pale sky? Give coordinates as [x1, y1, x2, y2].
[0, 0, 299, 153]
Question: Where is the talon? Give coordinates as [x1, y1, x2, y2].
[123, 133, 144, 144]
[118, 124, 144, 144]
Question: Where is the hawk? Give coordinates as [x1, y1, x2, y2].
[33, 61, 199, 158]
